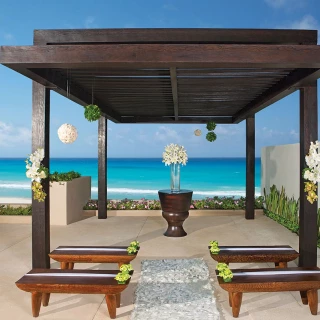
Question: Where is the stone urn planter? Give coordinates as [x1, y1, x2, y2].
[50, 176, 91, 225]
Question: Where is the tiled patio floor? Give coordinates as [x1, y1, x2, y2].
[1, 210, 319, 320]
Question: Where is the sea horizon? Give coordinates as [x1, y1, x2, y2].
[0, 157, 262, 201]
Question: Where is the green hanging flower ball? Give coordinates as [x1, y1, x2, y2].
[206, 132, 217, 142]
[84, 104, 101, 122]
[206, 121, 216, 131]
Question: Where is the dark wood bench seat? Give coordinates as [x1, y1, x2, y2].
[16, 269, 133, 319]
[209, 245, 299, 267]
[216, 267, 320, 317]
[49, 246, 139, 269]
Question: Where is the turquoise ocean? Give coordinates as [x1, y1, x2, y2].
[0, 158, 261, 200]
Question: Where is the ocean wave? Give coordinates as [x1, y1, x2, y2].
[93, 187, 261, 197]
[0, 183, 30, 189]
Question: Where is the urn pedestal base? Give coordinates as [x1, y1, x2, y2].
[158, 189, 193, 238]
[162, 211, 189, 237]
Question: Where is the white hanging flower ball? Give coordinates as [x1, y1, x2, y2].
[57, 123, 78, 144]
[194, 129, 202, 136]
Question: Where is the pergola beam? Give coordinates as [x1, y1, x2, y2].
[1, 44, 320, 68]
[170, 67, 179, 121]
[33, 28, 318, 45]
[233, 68, 320, 123]
[122, 116, 233, 124]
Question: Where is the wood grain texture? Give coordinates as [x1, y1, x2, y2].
[2, 44, 320, 68]
[105, 294, 117, 319]
[216, 267, 320, 317]
[245, 116, 255, 219]
[98, 116, 107, 219]
[32, 83, 50, 269]
[33, 28, 317, 45]
[31, 292, 42, 317]
[49, 246, 138, 266]
[170, 67, 179, 120]
[42, 293, 50, 307]
[299, 82, 318, 267]
[159, 190, 193, 237]
[209, 245, 299, 264]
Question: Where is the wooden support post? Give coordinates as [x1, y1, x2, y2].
[299, 82, 318, 267]
[32, 82, 50, 268]
[246, 115, 255, 219]
[98, 116, 107, 219]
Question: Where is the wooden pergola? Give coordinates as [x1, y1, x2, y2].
[0, 28, 319, 269]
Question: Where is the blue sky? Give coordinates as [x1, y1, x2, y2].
[0, 0, 319, 158]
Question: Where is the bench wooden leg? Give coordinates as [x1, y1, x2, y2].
[307, 289, 318, 315]
[42, 293, 50, 307]
[68, 262, 74, 270]
[106, 294, 117, 319]
[300, 291, 308, 305]
[228, 292, 233, 307]
[275, 262, 287, 268]
[231, 292, 243, 318]
[31, 292, 42, 317]
[116, 293, 121, 308]
[60, 262, 69, 269]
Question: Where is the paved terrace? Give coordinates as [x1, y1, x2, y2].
[1, 211, 320, 320]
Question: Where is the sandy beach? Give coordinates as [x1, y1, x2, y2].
[0, 197, 31, 204]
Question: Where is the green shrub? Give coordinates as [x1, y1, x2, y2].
[0, 205, 32, 215]
[49, 171, 81, 182]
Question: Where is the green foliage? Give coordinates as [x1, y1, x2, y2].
[206, 121, 217, 131]
[83, 196, 264, 211]
[264, 185, 299, 225]
[206, 132, 217, 142]
[84, 104, 101, 122]
[49, 171, 81, 182]
[0, 205, 32, 215]
[263, 185, 320, 248]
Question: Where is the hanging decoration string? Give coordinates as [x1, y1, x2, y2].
[84, 74, 101, 122]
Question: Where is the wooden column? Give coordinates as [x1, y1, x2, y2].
[32, 82, 50, 268]
[246, 115, 255, 219]
[98, 116, 107, 219]
[299, 82, 318, 267]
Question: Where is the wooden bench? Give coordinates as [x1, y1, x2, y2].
[216, 267, 320, 317]
[209, 245, 299, 268]
[49, 246, 139, 270]
[16, 269, 133, 319]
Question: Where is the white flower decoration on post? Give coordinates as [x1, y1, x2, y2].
[57, 123, 78, 144]
[304, 140, 320, 204]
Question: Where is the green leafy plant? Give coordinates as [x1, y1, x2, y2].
[216, 262, 233, 282]
[0, 205, 32, 216]
[84, 104, 101, 122]
[206, 122, 217, 131]
[209, 240, 220, 254]
[127, 240, 140, 255]
[206, 132, 217, 142]
[115, 263, 133, 284]
[49, 171, 81, 182]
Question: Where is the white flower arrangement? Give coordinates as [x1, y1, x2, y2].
[57, 123, 78, 144]
[304, 140, 320, 204]
[162, 143, 188, 166]
[25, 148, 48, 202]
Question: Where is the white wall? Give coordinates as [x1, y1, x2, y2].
[261, 143, 319, 206]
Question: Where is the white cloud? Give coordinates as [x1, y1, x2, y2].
[289, 15, 319, 30]
[84, 16, 97, 29]
[264, 0, 306, 9]
[155, 126, 180, 142]
[290, 129, 299, 139]
[0, 121, 31, 147]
